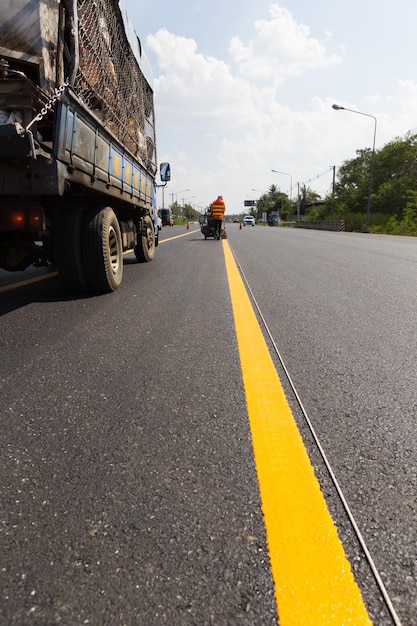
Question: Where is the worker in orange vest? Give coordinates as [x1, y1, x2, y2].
[210, 195, 226, 239]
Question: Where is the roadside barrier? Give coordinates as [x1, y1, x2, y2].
[295, 220, 345, 232]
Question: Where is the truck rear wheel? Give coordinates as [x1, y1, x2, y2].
[83, 206, 123, 293]
[134, 215, 155, 262]
[55, 207, 89, 293]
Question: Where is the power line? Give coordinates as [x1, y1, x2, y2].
[300, 166, 333, 188]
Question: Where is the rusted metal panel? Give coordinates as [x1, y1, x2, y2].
[0, 0, 60, 89]
[0, 0, 156, 206]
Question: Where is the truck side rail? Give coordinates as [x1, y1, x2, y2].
[55, 91, 154, 210]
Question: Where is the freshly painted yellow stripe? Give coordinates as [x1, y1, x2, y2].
[0, 271, 58, 293]
[223, 240, 371, 625]
[2, 229, 199, 291]
[159, 229, 198, 243]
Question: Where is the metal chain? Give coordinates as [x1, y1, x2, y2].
[26, 79, 69, 131]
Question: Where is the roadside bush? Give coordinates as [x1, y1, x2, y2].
[369, 192, 417, 235]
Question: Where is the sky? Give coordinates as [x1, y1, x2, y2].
[121, 0, 417, 214]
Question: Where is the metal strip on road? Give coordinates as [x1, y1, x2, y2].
[223, 239, 371, 625]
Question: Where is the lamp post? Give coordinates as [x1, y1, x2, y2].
[271, 169, 293, 205]
[170, 188, 190, 205]
[182, 195, 195, 206]
[332, 104, 377, 231]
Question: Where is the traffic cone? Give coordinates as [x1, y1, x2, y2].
[186, 221, 190, 230]
[239, 222, 242, 230]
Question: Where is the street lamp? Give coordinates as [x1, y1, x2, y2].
[332, 104, 377, 231]
[170, 188, 190, 205]
[182, 195, 195, 206]
[271, 169, 293, 205]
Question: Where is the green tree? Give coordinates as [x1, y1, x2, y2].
[377, 189, 417, 235]
[329, 132, 417, 232]
[254, 185, 290, 221]
[372, 134, 417, 216]
[334, 147, 373, 215]
[298, 184, 321, 216]
[183, 203, 201, 222]
[404, 190, 417, 232]
[170, 200, 182, 218]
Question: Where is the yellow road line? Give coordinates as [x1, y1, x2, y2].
[1, 230, 197, 292]
[0, 271, 58, 293]
[223, 240, 371, 625]
[159, 228, 198, 243]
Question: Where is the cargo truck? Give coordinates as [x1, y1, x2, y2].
[0, 0, 170, 293]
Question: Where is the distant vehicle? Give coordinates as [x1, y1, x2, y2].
[233, 218, 239, 223]
[243, 215, 256, 226]
[160, 208, 174, 226]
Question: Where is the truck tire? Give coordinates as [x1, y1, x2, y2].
[83, 206, 123, 293]
[55, 207, 89, 293]
[134, 215, 155, 262]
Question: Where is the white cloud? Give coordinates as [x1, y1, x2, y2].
[147, 28, 255, 130]
[146, 5, 417, 210]
[385, 80, 417, 136]
[147, 15, 344, 207]
[229, 3, 340, 86]
[147, 3, 341, 131]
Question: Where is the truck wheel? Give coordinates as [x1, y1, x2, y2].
[55, 207, 89, 292]
[134, 215, 155, 262]
[83, 206, 123, 293]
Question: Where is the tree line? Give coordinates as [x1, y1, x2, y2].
[254, 132, 417, 234]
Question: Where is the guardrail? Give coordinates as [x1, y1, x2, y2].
[295, 220, 345, 232]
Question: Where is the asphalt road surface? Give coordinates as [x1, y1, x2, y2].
[1, 224, 416, 625]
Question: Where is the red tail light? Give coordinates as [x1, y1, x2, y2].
[0, 207, 44, 230]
